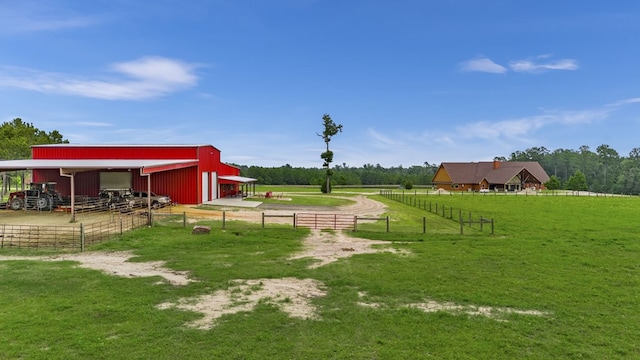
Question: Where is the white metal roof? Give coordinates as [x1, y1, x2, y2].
[0, 159, 197, 173]
[31, 144, 213, 148]
[218, 175, 257, 183]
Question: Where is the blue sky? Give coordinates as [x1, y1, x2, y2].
[1, 1, 640, 167]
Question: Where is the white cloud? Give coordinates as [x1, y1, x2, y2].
[606, 97, 640, 107]
[456, 108, 609, 142]
[0, 3, 100, 33]
[73, 121, 113, 127]
[0, 57, 199, 100]
[460, 55, 579, 75]
[459, 57, 507, 74]
[367, 128, 399, 148]
[509, 58, 579, 73]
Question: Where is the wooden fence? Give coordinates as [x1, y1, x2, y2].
[295, 213, 356, 230]
[0, 211, 149, 251]
[380, 190, 495, 234]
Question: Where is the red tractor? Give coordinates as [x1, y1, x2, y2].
[6, 182, 65, 211]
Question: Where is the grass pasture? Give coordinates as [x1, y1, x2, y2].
[1, 192, 640, 359]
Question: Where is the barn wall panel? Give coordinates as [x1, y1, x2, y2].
[33, 146, 201, 160]
[32, 169, 100, 197]
[197, 145, 221, 172]
[155, 167, 198, 204]
[32, 170, 68, 194]
[76, 172, 100, 196]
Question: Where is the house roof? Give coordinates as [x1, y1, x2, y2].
[436, 161, 550, 185]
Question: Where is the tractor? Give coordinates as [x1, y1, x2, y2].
[6, 182, 64, 211]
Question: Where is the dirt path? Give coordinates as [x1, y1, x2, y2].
[170, 194, 387, 224]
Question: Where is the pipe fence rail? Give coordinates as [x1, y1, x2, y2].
[1, 210, 150, 251]
[380, 189, 495, 234]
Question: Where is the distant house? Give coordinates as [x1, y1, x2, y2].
[432, 160, 550, 192]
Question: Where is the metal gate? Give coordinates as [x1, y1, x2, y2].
[295, 213, 356, 230]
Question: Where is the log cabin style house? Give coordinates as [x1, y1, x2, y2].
[432, 160, 550, 192]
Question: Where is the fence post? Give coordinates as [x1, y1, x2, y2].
[80, 223, 85, 252]
[459, 217, 463, 235]
[222, 211, 226, 230]
[262, 213, 265, 229]
[422, 217, 426, 234]
[120, 218, 123, 235]
[386, 216, 390, 232]
[293, 213, 297, 230]
[183, 212, 186, 228]
[491, 219, 494, 234]
[480, 217, 484, 231]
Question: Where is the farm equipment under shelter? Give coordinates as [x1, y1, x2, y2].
[6, 182, 65, 211]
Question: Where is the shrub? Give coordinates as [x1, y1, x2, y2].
[404, 181, 413, 190]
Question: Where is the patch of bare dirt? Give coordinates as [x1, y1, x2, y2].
[289, 229, 407, 268]
[0, 251, 193, 286]
[357, 292, 550, 321]
[157, 278, 326, 329]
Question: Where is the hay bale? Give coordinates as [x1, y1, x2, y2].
[192, 225, 211, 235]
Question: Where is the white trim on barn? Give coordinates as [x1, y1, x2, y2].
[201, 172, 209, 203]
[211, 172, 218, 200]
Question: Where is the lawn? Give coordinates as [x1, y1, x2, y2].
[1, 192, 639, 359]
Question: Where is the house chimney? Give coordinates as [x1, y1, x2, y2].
[493, 160, 501, 169]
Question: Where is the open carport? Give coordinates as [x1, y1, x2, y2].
[0, 158, 197, 222]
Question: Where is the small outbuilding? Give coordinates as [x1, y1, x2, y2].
[0, 144, 256, 205]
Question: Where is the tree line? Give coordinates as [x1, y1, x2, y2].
[1, 118, 68, 196]
[500, 145, 640, 194]
[237, 163, 439, 188]
[239, 144, 640, 194]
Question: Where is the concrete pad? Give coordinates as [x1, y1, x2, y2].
[202, 198, 263, 208]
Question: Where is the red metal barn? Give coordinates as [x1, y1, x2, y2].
[28, 144, 254, 205]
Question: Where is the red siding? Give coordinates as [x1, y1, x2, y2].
[197, 145, 221, 172]
[31, 144, 234, 204]
[33, 167, 199, 204]
[32, 145, 206, 160]
[32, 169, 101, 197]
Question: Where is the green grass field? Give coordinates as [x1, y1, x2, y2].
[1, 191, 639, 359]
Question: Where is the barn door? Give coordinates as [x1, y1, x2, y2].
[201, 172, 209, 202]
[211, 172, 218, 199]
